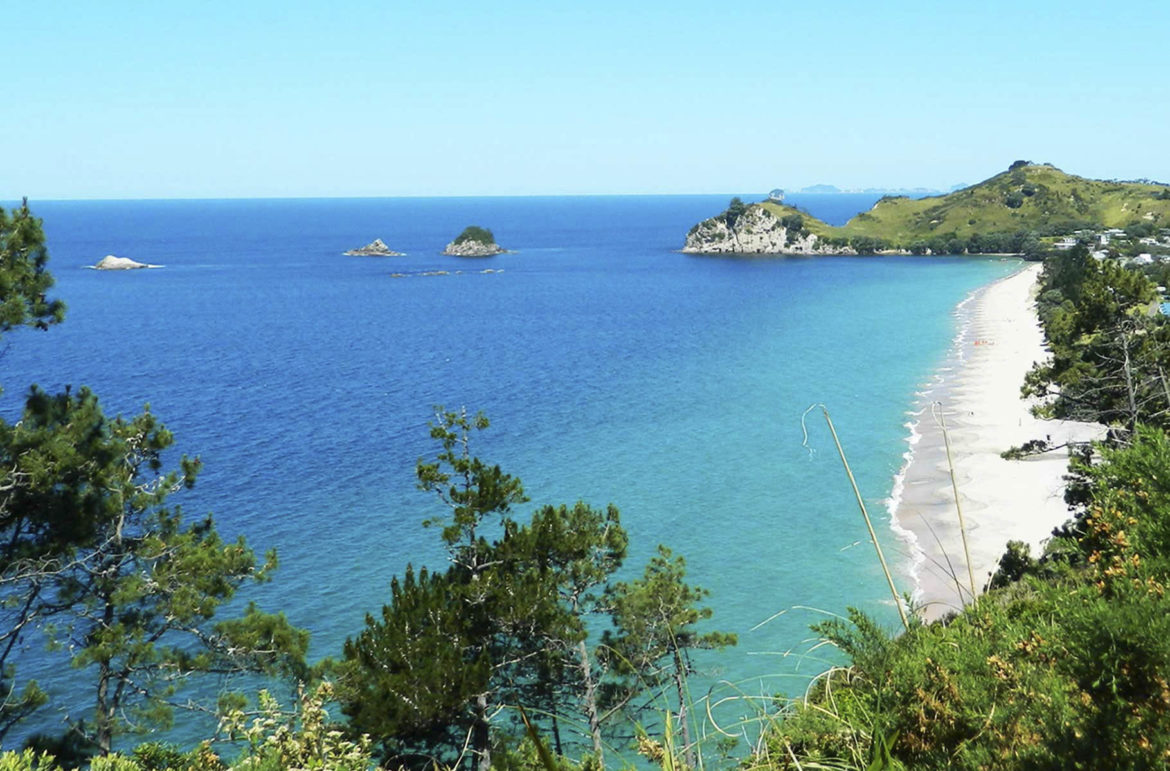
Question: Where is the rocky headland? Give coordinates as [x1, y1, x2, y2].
[92, 255, 160, 270]
[682, 204, 854, 255]
[344, 238, 404, 257]
[683, 162, 1170, 257]
[442, 226, 507, 257]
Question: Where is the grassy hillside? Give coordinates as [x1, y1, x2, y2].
[758, 201, 838, 239]
[728, 164, 1170, 253]
[841, 163, 1170, 244]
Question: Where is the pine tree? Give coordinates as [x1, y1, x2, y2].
[342, 409, 542, 770]
[520, 502, 627, 765]
[0, 202, 308, 752]
[39, 390, 308, 753]
[0, 200, 65, 339]
[341, 411, 629, 769]
[0, 200, 67, 740]
[602, 546, 737, 768]
[341, 409, 732, 769]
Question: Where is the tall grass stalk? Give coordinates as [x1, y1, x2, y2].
[519, 705, 561, 771]
[820, 408, 909, 631]
[933, 402, 977, 601]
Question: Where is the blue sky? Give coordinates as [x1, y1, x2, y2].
[5, 1, 1168, 199]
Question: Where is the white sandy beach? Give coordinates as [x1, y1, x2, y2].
[894, 263, 1105, 620]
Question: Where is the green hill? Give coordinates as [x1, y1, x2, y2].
[840, 163, 1170, 245]
[690, 163, 1170, 255]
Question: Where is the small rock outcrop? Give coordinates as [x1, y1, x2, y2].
[344, 238, 404, 257]
[442, 226, 507, 257]
[682, 206, 848, 255]
[92, 255, 160, 270]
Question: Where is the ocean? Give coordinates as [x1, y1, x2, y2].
[2, 193, 1016, 750]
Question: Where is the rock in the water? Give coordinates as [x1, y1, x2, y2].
[93, 255, 159, 270]
[442, 240, 506, 257]
[442, 226, 507, 257]
[344, 238, 404, 256]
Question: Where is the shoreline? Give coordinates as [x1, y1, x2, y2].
[889, 263, 1105, 620]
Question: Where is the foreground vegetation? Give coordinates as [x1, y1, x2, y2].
[8, 199, 1170, 768]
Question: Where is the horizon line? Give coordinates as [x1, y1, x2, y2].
[5, 189, 944, 204]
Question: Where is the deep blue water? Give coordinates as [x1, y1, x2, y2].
[2, 194, 1016, 750]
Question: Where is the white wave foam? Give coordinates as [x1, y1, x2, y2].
[887, 440, 926, 605]
[886, 273, 1000, 605]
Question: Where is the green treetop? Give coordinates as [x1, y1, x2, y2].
[602, 546, 737, 768]
[340, 409, 731, 771]
[453, 226, 496, 246]
[0, 200, 65, 345]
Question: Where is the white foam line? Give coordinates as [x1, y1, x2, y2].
[886, 270, 994, 605]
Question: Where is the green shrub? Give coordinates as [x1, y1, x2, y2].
[724, 197, 747, 227]
[765, 427, 1170, 769]
[453, 226, 495, 245]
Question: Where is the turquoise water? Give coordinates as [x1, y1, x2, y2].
[2, 196, 1018, 747]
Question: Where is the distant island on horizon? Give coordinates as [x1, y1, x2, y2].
[795, 183, 963, 195]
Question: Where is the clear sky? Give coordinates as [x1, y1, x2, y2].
[5, 0, 1169, 199]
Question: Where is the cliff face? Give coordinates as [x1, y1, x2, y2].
[682, 206, 850, 255]
[443, 240, 506, 257]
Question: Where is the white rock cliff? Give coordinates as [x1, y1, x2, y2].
[93, 255, 160, 270]
[681, 206, 854, 255]
[442, 239, 507, 257]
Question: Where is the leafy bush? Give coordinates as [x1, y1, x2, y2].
[848, 236, 887, 255]
[222, 683, 373, 771]
[723, 197, 747, 228]
[780, 213, 804, 232]
[765, 422, 1170, 769]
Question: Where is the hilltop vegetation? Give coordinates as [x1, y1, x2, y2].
[687, 163, 1170, 255]
[843, 162, 1170, 244]
[453, 225, 496, 246]
[445, 225, 507, 256]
